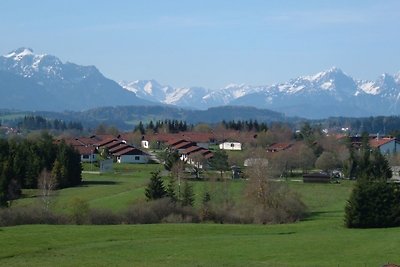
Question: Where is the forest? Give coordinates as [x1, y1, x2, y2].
[0, 132, 81, 206]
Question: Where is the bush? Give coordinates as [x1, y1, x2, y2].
[124, 198, 198, 224]
[345, 181, 400, 228]
[0, 206, 67, 226]
[89, 209, 122, 225]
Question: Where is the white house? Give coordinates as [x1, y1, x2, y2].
[114, 147, 149, 164]
[219, 141, 242, 151]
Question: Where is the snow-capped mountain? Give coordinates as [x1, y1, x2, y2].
[0, 48, 150, 111]
[1, 47, 399, 119]
[119, 81, 263, 109]
[121, 67, 400, 118]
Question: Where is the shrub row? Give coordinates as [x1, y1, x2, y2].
[0, 195, 307, 227]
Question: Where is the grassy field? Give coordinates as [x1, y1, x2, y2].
[2, 163, 400, 266]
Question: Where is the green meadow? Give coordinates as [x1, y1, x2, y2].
[2, 163, 400, 267]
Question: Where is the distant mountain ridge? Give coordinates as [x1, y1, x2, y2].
[120, 67, 400, 119]
[0, 48, 399, 119]
[0, 48, 153, 111]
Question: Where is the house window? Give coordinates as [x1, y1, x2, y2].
[82, 155, 89, 159]
[135, 156, 140, 161]
[230, 143, 235, 148]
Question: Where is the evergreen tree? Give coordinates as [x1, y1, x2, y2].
[164, 150, 180, 171]
[209, 150, 229, 180]
[345, 180, 399, 228]
[165, 175, 177, 202]
[181, 180, 194, 207]
[145, 171, 167, 201]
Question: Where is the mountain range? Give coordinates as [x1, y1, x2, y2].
[1, 48, 400, 119]
[0, 48, 152, 111]
[120, 68, 400, 119]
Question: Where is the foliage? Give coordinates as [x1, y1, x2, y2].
[134, 119, 190, 134]
[315, 151, 340, 172]
[165, 175, 177, 203]
[345, 181, 400, 228]
[69, 197, 90, 225]
[345, 133, 392, 181]
[244, 157, 307, 223]
[0, 133, 81, 205]
[209, 150, 229, 180]
[144, 171, 167, 201]
[344, 135, 395, 228]
[181, 181, 195, 207]
[221, 119, 268, 132]
[17, 115, 83, 131]
[37, 169, 58, 213]
[163, 150, 180, 171]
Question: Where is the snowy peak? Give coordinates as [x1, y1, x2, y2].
[0, 47, 65, 79]
[4, 47, 35, 60]
[119, 79, 175, 102]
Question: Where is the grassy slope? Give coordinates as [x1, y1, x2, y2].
[2, 164, 400, 266]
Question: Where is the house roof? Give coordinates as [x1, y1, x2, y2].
[76, 137, 98, 146]
[369, 137, 396, 148]
[97, 138, 121, 147]
[266, 142, 293, 152]
[113, 146, 148, 156]
[172, 141, 195, 150]
[167, 138, 188, 147]
[182, 146, 205, 155]
[109, 144, 131, 153]
[188, 150, 214, 160]
[73, 145, 97, 155]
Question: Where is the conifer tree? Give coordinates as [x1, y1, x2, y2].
[181, 180, 195, 207]
[145, 171, 167, 201]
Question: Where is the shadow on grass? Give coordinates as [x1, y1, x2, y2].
[303, 210, 343, 221]
[81, 180, 119, 186]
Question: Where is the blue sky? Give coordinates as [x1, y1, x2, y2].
[1, 0, 399, 88]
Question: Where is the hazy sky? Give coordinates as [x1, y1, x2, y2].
[1, 0, 399, 89]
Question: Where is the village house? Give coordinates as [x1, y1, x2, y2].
[219, 141, 242, 151]
[266, 142, 293, 153]
[62, 135, 149, 164]
[113, 146, 149, 164]
[369, 137, 399, 155]
[141, 132, 215, 150]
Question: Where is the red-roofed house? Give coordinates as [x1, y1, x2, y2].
[266, 143, 293, 153]
[369, 137, 399, 154]
[74, 145, 98, 163]
[113, 146, 149, 163]
[60, 138, 98, 162]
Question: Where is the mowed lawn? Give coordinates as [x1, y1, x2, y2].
[2, 164, 400, 266]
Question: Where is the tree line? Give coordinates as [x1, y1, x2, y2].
[0, 132, 82, 206]
[135, 119, 191, 134]
[221, 119, 268, 132]
[17, 115, 83, 131]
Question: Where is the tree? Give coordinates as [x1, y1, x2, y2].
[164, 150, 180, 171]
[165, 174, 177, 203]
[345, 141, 396, 228]
[145, 171, 167, 201]
[244, 156, 271, 211]
[38, 168, 58, 213]
[209, 150, 229, 180]
[244, 157, 307, 224]
[293, 143, 316, 173]
[181, 180, 195, 207]
[345, 180, 400, 228]
[170, 161, 185, 199]
[315, 151, 340, 173]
